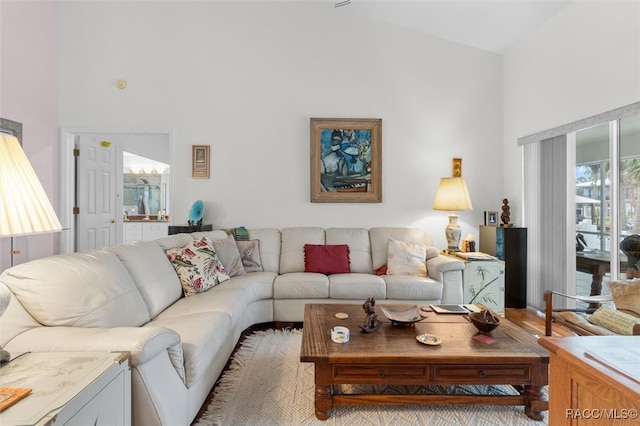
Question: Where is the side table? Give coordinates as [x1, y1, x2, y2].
[0, 351, 131, 425]
[168, 223, 213, 235]
[461, 258, 505, 314]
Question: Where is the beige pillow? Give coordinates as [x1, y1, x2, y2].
[608, 279, 640, 315]
[211, 234, 246, 277]
[236, 239, 263, 273]
[386, 239, 427, 276]
[587, 305, 640, 335]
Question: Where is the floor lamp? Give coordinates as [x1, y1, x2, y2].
[433, 176, 473, 252]
[0, 134, 62, 362]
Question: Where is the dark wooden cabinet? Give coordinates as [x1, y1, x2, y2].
[479, 226, 527, 308]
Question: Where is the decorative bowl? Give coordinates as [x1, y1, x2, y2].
[468, 309, 500, 333]
[380, 305, 423, 326]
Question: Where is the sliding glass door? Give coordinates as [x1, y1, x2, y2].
[574, 113, 640, 303]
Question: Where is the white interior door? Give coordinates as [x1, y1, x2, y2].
[76, 135, 120, 250]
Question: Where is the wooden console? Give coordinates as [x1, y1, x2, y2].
[539, 336, 640, 425]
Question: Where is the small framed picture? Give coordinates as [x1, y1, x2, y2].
[192, 145, 210, 178]
[484, 211, 498, 226]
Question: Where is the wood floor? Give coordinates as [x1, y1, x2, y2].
[191, 307, 575, 424]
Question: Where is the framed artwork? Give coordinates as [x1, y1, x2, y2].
[310, 118, 382, 203]
[452, 158, 462, 177]
[192, 145, 210, 178]
[484, 211, 498, 226]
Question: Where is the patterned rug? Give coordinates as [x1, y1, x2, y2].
[194, 329, 548, 426]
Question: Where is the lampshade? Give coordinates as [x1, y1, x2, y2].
[432, 177, 473, 211]
[0, 134, 62, 237]
[432, 177, 473, 252]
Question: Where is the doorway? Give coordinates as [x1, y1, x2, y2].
[60, 129, 171, 253]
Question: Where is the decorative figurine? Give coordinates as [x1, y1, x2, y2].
[500, 198, 512, 227]
[359, 297, 382, 332]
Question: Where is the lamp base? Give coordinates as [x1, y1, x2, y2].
[444, 212, 462, 252]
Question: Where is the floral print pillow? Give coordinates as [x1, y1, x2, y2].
[166, 237, 230, 297]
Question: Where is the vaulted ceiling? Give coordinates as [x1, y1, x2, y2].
[339, 0, 571, 53]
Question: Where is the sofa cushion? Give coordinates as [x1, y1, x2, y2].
[221, 272, 276, 302]
[280, 227, 325, 273]
[556, 311, 618, 336]
[387, 238, 427, 276]
[111, 241, 183, 318]
[1, 250, 150, 327]
[608, 279, 640, 316]
[329, 273, 385, 299]
[274, 273, 329, 299]
[236, 240, 263, 273]
[383, 275, 443, 300]
[146, 311, 231, 387]
[165, 237, 230, 297]
[587, 305, 640, 335]
[247, 229, 281, 274]
[326, 228, 373, 273]
[211, 234, 246, 277]
[0, 282, 41, 347]
[304, 244, 350, 274]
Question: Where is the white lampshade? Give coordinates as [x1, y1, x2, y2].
[432, 177, 473, 212]
[433, 177, 473, 251]
[0, 134, 62, 237]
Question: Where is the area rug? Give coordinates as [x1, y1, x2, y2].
[194, 329, 548, 426]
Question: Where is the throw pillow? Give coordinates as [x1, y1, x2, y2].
[587, 305, 640, 335]
[236, 239, 263, 272]
[166, 237, 230, 297]
[225, 226, 250, 241]
[608, 280, 640, 316]
[211, 234, 246, 277]
[386, 239, 427, 276]
[304, 244, 351, 275]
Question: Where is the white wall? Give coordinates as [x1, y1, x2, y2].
[0, 1, 60, 271]
[503, 0, 640, 224]
[59, 1, 503, 249]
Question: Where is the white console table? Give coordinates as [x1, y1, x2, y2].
[0, 351, 131, 425]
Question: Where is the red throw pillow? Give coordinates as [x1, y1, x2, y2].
[304, 244, 351, 274]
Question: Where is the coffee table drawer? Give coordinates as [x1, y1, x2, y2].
[333, 364, 428, 382]
[434, 364, 531, 382]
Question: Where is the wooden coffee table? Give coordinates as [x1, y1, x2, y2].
[300, 303, 548, 420]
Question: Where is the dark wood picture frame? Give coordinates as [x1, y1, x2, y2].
[310, 118, 382, 203]
[192, 145, 210, 179]
[485, 211, 499, 226]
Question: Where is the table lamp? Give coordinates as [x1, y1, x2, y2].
[433, 177, 473, 252]
[0, 133, 62, 361]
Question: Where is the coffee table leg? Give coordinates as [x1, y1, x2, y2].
[524, 384, 547, 421]
[314, 363, 333, 420]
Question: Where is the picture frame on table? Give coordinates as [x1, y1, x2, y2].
[310, 117, 382, 203]
[192, 145, 210, 179]
[484, 211, 498, 226]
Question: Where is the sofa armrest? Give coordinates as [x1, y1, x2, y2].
[427, 255, 465, 304]
[4, 326, 183, 372]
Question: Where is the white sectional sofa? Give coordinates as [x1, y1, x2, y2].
[0, 227, 463, 426]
